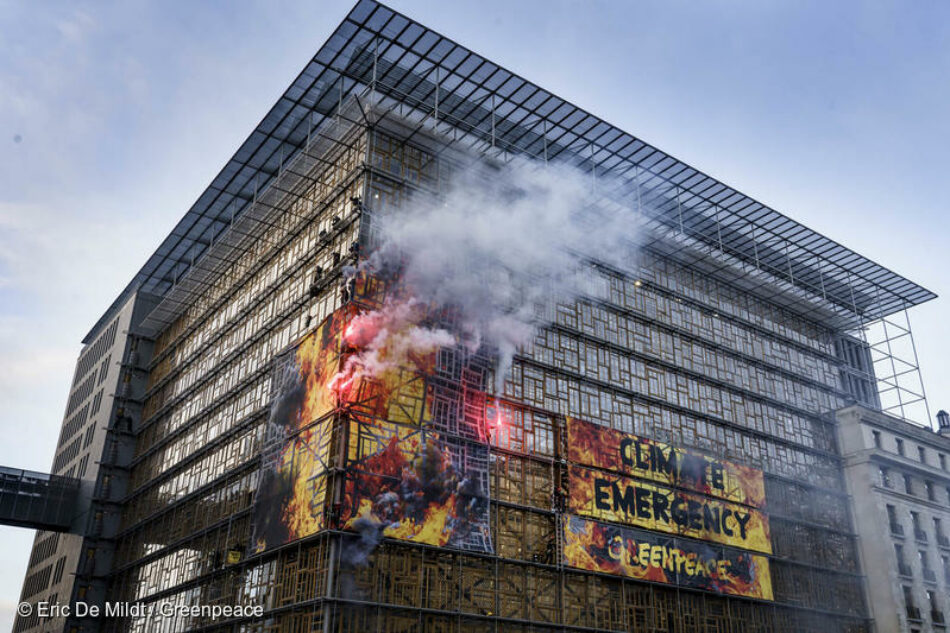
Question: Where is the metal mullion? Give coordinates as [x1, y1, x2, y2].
[504, 116, 548, 159]
[497, 107, 541, 150]
[371, 29, 418, 92]
[541, 122, 575, 149]
[460, 95, 495, 135]
[399, 59, 438, 107]
[493, 75, 524, 103]
[725, 198, 759, 222]
[660, 162, 692, 187]
[438, 47, 475, 76]
[455, 51, 487, 81]
[589, 125, 621, 149]
[505, 80, 538, 108]
[677, 170, 707, 190]
[348, 2, 386, 30]
[691, 178, 727, 202]
[544, 100, 577, 129]
[454, 60, 499, 122]
[526, 90, 560, 123]
[452, 87, 494, 131]
[631, 139, 873, 313]
[595, 148, 639, 182]
[635, 148, 669, 172]
[564, 111, 597, 138]
[407, 28, 442, 65]
[435, 74, 483, 121]
[367, 6, 401, 38]
[605, 134, 639, 160]
[621, 139, 653, 164]
[516, 354, 841, 464]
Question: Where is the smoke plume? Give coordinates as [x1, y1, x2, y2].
[342, 516, 385, 568]
[362, 157, 639, 392]
[330, 297, 455, 397]
[338, 516, 385, 599]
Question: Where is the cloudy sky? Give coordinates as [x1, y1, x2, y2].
[1, 0, 948, 628]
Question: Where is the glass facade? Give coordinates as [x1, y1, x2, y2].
[98, 125, 867, 633]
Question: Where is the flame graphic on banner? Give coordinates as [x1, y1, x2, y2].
[253, 297, 492, 555]
[342, 418, 491, 551]
[329, 298, 453, 418]
[562, 515, 772, 600]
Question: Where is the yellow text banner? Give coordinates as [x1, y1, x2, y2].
[568, 465, 772, 554]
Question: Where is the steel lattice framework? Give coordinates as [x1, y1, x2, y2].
[85, 0, 934, 345]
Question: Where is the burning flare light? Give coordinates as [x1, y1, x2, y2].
[329, 297, 454, 402]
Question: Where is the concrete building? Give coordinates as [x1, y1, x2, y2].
[13, 2, 938, 632]
[14, 291, 157, 633]
[838, 406, 950, 633]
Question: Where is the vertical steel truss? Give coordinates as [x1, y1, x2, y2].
[855, 307, 931, 427]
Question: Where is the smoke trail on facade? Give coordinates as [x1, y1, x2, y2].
[330, 297, 455, 398]
[338, 516, 384, 599]
[358, 157, 639, 393]
[342, 516, 385, 567]
[268, 363, 306, 433]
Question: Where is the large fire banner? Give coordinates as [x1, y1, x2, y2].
[567, 418, 765, 508]
[568, 465, 771, 554]
[562, 515, 773, 600]
[252, 422, 332, 552]
[253, 294, 472, 551]
[251, 306, 358, 552]
[341, 416, 493, 552]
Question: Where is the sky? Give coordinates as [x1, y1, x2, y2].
[1, 0, 948, 628]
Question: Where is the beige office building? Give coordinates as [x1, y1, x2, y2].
[839, 406, 950, 633]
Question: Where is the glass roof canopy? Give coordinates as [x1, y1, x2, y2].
[84, 0, 934, 343]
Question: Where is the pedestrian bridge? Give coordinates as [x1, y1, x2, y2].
[0, 467, 79, 531]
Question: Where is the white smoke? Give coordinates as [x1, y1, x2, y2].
[330, 297, 456, 394]
[364, 157, 640, 393]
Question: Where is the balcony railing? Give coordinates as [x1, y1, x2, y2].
[924, 568, 937, 583]
[891, 523, 905, 536]
[907, 606, 922, 621]
[938, 533, 950, 548]
[933, 610, 946, 625]
[899, 562, 913, 577]
[916, 529, 929, 543]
